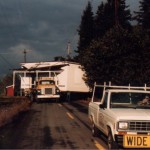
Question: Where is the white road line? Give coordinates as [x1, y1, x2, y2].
[58, 103, 62, 107]
[94, 140, 106, 150]
[66, 112, 74, 120]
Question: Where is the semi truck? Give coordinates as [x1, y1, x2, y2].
[31, 77, 60, 102]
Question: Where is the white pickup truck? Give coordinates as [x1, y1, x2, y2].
[89, 83, 150, 149]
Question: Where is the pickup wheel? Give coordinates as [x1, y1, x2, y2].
[107, 129, 118, 149]
[92, 123, 99, 137]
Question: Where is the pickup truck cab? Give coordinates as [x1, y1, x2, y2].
[89, 82, 150, 149]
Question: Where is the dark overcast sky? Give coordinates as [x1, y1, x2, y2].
[0, 0, 140, 77]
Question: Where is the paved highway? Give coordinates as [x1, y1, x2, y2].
[0, 101, 107, 149]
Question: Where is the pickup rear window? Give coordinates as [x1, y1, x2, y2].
[110, 92, 150, 108]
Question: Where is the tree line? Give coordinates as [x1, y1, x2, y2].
[75, 0, 150, 87]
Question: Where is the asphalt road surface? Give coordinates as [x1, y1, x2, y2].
[0, 101, 107, 149]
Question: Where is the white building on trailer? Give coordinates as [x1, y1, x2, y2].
[11, 61, 90, 100]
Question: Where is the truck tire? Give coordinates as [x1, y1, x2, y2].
[92, 123, 99, 137]
[107, 129, 118, 149]
[30, 94, 34, 102]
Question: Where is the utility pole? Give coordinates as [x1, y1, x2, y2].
[23, 49, 27, 63]
[67, 42, 71, 59]
[115, 0, 119, 27]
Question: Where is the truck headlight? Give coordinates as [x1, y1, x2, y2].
[56, 88, 60, 94]
[118, 122, 128, 130]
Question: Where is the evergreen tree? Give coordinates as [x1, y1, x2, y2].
[94, 0, 131, 40]
[94, 2, 106, 39]
[54, 56, 66, 61]
[117, 0, 132, 29]
[82, 26, 149, 87]
[134, 0, 150, 29]
[0, 74, 13, 95]
[132, 26, 150, 85]
[76, 2, 94, 64]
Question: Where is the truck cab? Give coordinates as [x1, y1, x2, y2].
[35, 77, 60, 101]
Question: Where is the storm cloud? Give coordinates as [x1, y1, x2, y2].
[0, 0, 139, 76]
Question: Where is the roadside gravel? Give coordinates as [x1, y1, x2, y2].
[0, 97, 31, 127]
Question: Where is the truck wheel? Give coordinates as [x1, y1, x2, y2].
[56, 98, 60, 103]
[92, 123, 99, 137]
[107, 129, 118, 149]
[30, 94, 34, 102]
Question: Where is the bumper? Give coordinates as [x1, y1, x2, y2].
[115, 134, 123, 147]
[115, 134, 150, 148]
[37, 94, 60, 99]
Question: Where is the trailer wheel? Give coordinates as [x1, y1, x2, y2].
[36, 98, 41, 103]
[56, 98, 60, 103]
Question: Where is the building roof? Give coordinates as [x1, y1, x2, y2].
[20, 61, 79, 70]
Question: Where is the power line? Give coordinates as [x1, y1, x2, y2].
[0, 54, 15, 69]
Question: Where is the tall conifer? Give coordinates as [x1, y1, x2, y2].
[94, 0, 131, 40]
[94, 2, 105, 39]
[76, 2, 94, 64]
[134, 0, 150, 29]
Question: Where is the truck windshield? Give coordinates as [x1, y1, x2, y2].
[110, 92, 150, 109]
[40, 80, 55, 85]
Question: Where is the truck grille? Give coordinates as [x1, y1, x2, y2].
[129, 121, 150, 131]
[45, 88, 53, 94]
